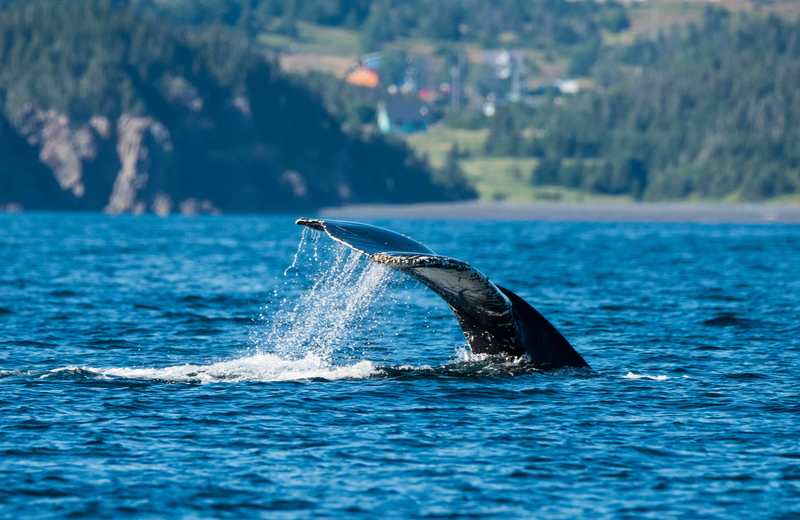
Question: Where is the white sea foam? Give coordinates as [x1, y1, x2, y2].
[623, 372, 670, 381]
[91, 353, 380, 383]
[454, 346, 531, 365]
[455, 346, 484, 362]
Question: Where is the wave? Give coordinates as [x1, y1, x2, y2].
[27, 350, 596, 385]
[95, 353, 380, 383]
[22, 239, 592, 385]
[623, 372, 670, 381]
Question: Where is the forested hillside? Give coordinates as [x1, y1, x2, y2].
[0, 1, 475, 213]
[486, 10, 800, 200]
[2, 0, 798, 207]
[133, 0, 629, 50]
[135, 0, 800, 202]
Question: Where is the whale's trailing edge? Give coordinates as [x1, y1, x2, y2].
[296, 217, 589, 369]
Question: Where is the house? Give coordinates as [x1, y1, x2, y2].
[554, 79, 580, 94]
[418, 89, 437, 102]
[360, 52, 381, 70]
[528, 79, 581, 97]
[481, 50, 526, 100]
[346, 66, 380, 88]
[377, 100, 430, 134]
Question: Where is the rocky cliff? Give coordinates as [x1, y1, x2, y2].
[0, 2, 474, 214]
[0, 92, 452, 214]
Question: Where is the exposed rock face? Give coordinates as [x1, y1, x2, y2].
[280, 170, 308, 198]
[3, 108, 184, 215]
[12, 104, 97, 198]
[151, 192, 173, 217]
[178, 198, 221, 215]
[0, 203, 24, 213]
[0, 2, 472, 214]
[0, 111, 69, 210]
[5, 105, 256, 215]
[105, 116, 156, 214]
[0, 84, 463, 214]
[90, 116, 111, 140]
[168, 77, 203, 112]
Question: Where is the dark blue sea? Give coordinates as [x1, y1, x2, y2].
[1, 213, 799, 519]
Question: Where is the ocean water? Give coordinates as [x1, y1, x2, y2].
[1, 213, 799, 519]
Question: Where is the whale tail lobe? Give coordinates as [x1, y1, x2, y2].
[296, 218, 589, 369]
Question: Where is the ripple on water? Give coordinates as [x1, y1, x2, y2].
[1, 215, 799, 519]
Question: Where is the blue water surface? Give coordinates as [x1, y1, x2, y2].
[1, 213, 799, 519]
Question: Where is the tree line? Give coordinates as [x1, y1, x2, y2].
[125, 0, 628, 53]
[5, 0, 797, 204]
[483, 8, 800, 201]
[125, 0, 800, 202]
[0, 0, 475, 212]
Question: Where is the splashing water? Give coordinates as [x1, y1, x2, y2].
[253, 232, 394, 363]
[62, 230, 396, 384]
[283, 226, 312, 276]
[61, 228, 536, 384]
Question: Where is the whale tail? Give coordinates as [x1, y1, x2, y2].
[296, 218, 589, 369]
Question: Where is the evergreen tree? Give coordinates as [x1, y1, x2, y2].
[434, 142, 477, 201]
[0, 0, 468, 211]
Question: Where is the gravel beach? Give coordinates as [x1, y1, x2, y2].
[319, 202, 800, 223]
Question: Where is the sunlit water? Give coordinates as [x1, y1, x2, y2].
[1, 213, 799, 518]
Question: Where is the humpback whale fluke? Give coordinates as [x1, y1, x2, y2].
[296, 218, 589, 369]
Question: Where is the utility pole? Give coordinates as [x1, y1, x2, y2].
[451, 65, 459, 109]
[650, 0, 659, 41]
[451, 52, 464, 110]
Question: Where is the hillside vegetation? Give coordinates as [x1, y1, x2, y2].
[486, 10, 800, 201]
[146, 0, 800, 203]
[140, 0, 631, 49]
[2, 0, 799, 208]
[0, 1, 475, 213]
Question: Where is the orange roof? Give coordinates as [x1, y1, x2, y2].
[346, 66, 380, 88]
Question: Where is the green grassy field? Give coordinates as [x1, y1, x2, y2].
[255, 2, 762, 84]
[259, 22, 362, 57]
[402, 126, 632, 203]
[401, 124, 800, 205]
[401, 125, 800, 204]
[460, 157, 632, 203]
[404, 128, 488, 167]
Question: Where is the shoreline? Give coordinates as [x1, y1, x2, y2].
[318, 201, 800, 223]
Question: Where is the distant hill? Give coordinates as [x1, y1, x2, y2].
[129, 0, 631, 50]
[486, 9, 800, 201]
[0, 1, 475, 214]
[158, 0, 800, 203]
